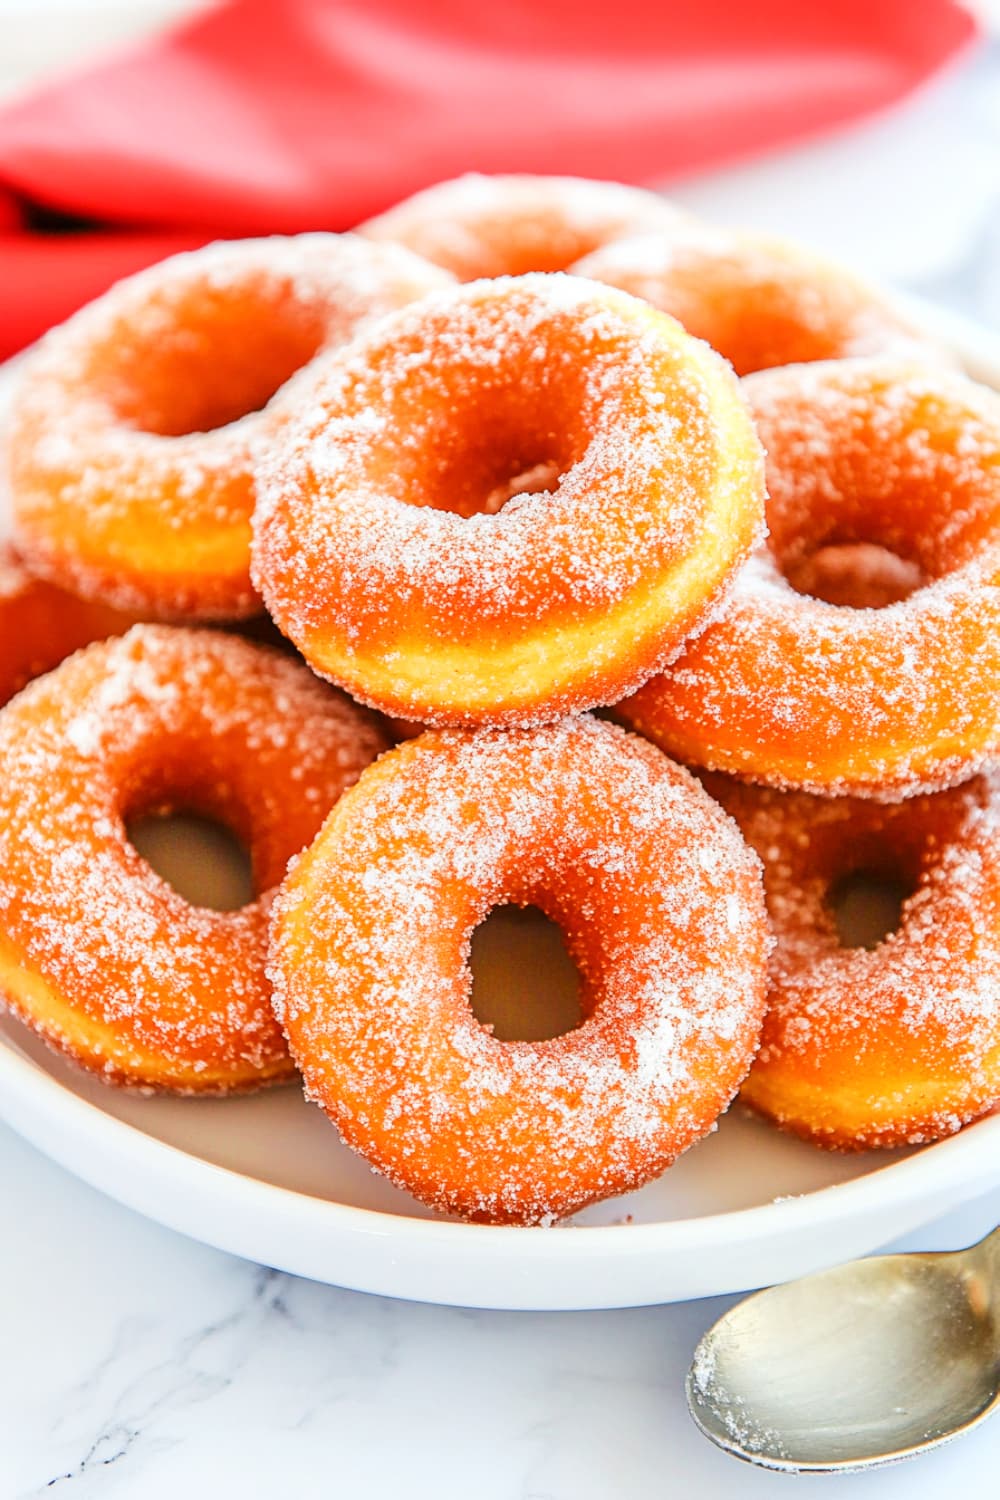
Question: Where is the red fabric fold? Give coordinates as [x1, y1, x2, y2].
[0, 0, 977, 357]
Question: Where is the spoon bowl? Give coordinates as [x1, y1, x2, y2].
[687, 1226, 1000, 1472]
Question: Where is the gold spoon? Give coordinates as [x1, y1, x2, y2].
[686, 1226, 1000, 1472]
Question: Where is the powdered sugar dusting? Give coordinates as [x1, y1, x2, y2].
[270, 716, 768, 1223]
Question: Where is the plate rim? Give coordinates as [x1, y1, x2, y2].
[3, 1031, 1000, 1258]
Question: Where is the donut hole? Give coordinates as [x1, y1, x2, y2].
[405, 404, 574, 518]
[829, 867, 915, 949]
[482, 458, 565, 515]
[759, 379, 1000, 588]
[782, 542, 926, 608]
[99, 285, 329, 437]
[127, 811, 255, 912]
[354, 295, 620, 517]
[469, 904, 584, 1040]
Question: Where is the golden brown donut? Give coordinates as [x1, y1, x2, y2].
[8, 235, 451, 619]
[252, 273, 765, 727]
[269, 717, 769, 1224]
[705, 771, 1000, 1148]
[617, 359, 1000, 799]
[359, 173, 686, 280]
[0, 625, 386, 1092]
[573, 225, 936, 375]
[0, 541, 137, 707]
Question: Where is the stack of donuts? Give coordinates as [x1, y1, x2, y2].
[2, 172, 1000, 1226]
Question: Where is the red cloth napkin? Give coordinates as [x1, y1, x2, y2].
[0, 0, 977, 358]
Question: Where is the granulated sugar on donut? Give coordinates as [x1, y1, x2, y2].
[618, 358, 1000, 800]
[253, 273, 765, 728]
[703, 771, 1000, 1148]
[359, 172, 689, 280]
[0, 625, 386, 1093]
[7, 235, 452, 619]
[270, 716, 770, 1224]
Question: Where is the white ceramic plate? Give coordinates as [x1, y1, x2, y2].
[2, 294, 999, 1312]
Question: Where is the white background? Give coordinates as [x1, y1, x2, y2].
[1, 4, 1000, 1496]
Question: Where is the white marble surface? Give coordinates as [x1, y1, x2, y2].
[1, 1124, 998, 1498]
[3, 14, 1000, 1499]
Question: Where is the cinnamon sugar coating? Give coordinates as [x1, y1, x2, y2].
[0, 625, 386, 1092]
[269, 717, 769, 1225]
[252, 273, 765, 727]
[8, 235, 452, 619]
[359, 173, 687, 281]
[618, 358, 1000, 799]
[705, 772, 1000, 1148]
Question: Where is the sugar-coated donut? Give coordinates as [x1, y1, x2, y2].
[359, 173, 686, 281]
[269, 717, 769, 1225]
[8, 235, 452, 619]
[253, 273, 765, 727]
[0, 625, 386, 1092]
[617, 359, 1000, 799]
[705, 772, 1000, 1148]
[0, 542, 136, 707]
[573, 225, 935, 375]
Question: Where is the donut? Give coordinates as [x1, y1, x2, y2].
[573, 225, 935, 376]
[704, 771, 1000, 1148]
[0, 542, 136, 707]
[0, 625, 386, 1092]
[359, 173, 687, 280]
[252, 273, 765, 727]
[617, 358, 1000, 799]
[8, 234, 452, 619]
[268, 716, 769, 1225]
